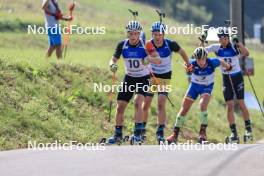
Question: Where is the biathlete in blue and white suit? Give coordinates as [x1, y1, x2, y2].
[205, 28, 252, 143]
[166, 47, 232, 143]
[108, 21, 160, 145]
[142, 22, 191, 144]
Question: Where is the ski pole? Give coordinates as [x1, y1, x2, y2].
[62, 2, 75, 59]
[145, 64, 175, 107]
[155, 10, 165, 23]
[198, 30, 208, 47]
[128, 9, 138, 20]
[246, 72, 264, 117]
[108, 72, 116, 122]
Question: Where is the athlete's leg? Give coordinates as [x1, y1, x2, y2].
[115, 100, 128, 126]
[46, 46, 56, 57]
[142, 95, 153, 124]
[157, 94, 167, 125]
[55, 45, 62, 59]
[134, 94, 145, 123]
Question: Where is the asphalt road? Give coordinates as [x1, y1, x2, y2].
[0, 144, 263, 176]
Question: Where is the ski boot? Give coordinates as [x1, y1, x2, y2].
[107, 135, 130, 145]
[156, 130, 165, 144]
[166, 129, 179, 144]
[225, 133, 240, 144]
[157, 135, 165, 145]
[243, 130, 253, 143]
[198, 125, 208, 144]
[157, 132, 166, 145]
[130, 134, 142, 145]
[107, 135, 122, 145]
[142, 128, 147, 142]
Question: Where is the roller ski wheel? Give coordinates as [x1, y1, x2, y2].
[130, 135, 142, 145]
[225, 133, 240, 144]
[243, 131, 253, 143]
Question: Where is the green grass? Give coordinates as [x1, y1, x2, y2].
[0, 0, 263, 150]
[0, 60, 115, 149]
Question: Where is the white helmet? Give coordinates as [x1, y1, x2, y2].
[193, 47, 207, 60]
[126, 21, 142, 32]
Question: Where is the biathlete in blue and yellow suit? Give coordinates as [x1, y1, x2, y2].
[143, 21, 191, 144]
[166, 47, 232, 144]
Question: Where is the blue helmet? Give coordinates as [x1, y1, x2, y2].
[126, 21, 142, 32]
[151, 22, 166, 33]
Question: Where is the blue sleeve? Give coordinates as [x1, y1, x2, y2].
[210, 58, 221, 68]
[140, 31, 146, 44]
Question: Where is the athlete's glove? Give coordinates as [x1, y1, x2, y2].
[185, 63, 193, 73]
[145, 40, 156, 54]
[198, 30, 208, 46]
[231, 35, 239, 44]
[109, 63, 118, 73]
[226, 64, 233, 71]
[54, 11, 63, 20]
[64, 15, 73, 21]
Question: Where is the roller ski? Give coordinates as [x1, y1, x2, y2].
[243, 130, 253, 143]
[225, 133, 240, 144]
[130, 123, 145, 145]
[99, 135, 129, 145]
